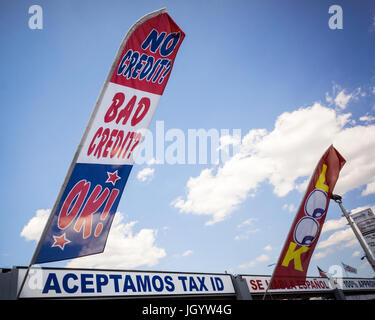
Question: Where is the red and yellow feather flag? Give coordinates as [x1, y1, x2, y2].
[269, 145, 346, 290]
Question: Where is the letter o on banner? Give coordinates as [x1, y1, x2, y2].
[304, 189, 328, 219]
[294, 217, 319, 246]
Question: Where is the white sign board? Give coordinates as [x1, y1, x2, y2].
[241, 275, 333, 294]
[341, 278, 375, 291]
[242, 275, 375, 294]
[351, 208, 375, 258]
[18, 268, 235, 298]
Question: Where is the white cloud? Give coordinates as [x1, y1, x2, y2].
[316, 205, 375, 254]
[237, 218, 257, 228]
[351, 204, 375, 214]
[217, 134, 241, 151]
[352, 250, 361, 257]
[325, 92, 333, 104]
[282, 203, 296, 213]
[321, 217, 347, 233]
[339, 238, 358, 249]
[239, 244, 273, 268]
[235, 218, 260, 240]
[359, 114, 375, 123]
[314, 225, 361, 260]
[146, 157, 163, 165]
[326, 85, 361, 110]
[137, 167, 155, 182]
[362, 182, 375, 196]
[234, 228, 260, 241]
[239, 253, 270, 269]
[66, 213, 166, 269]
[182, 249, 193, 257]
[173, 101, 375, 225]
[334, 90, 353, 109]
[21, 209, 166, 269]
[315, 207, 375, 262]
[20, 209, 50, 241]
[312, 248, 334, 260]
[317, 228, 356, 249]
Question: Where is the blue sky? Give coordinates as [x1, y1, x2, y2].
[1, 0, 375, 279]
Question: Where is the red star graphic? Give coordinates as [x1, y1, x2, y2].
[52, 233, 71, 250]
[106, 170, 121, 186]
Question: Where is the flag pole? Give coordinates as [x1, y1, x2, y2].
[262, 270, 275, 300]
[16, 264, 31, 299]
